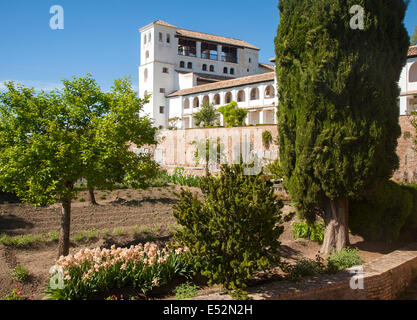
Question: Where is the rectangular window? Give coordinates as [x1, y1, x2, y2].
[159, 32, 163, 42]
[162, 67, 169, 74]
[167, 34, 170, 44]
[160, 88, 165, 93]
[159, 106, 165, 114]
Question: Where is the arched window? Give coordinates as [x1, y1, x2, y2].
[264, 85, 275, 99]
[237, 90, 245, 102]
[144, 68, 148, 82]
[250, 88, 259, 101]
[193, 97, 199, 109]
[213, 94, 220, 105]
[184, 98, 190, 109]
[223, 67, 228, 74]
[210, 65, 215, 72]
[145, 50, 150, 59]
[187, 62, 193, 69]
[202, 95, 209, 106]
[180, 61, 185, 68]
[225, 92, 232, 104]
[202, 64, 207, 71]
[230, 68, 235, 75]
[410, 62, 417, 83]
[144, 90, 148, 97]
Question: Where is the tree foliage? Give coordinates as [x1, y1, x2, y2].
[0, 74, 158, 256]
[411, 26, 417, 46]
[349, 180, 416, 241]
[173, 164, 285, 296]
[193, 102, 219, 127]
[275, 0, 410, 253]
[218, 101, 248, 127]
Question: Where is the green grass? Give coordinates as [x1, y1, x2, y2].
[0, 232, 59, 247]
[11, 265, 30, 282]
[73, 228, 100, 242]
[174, 282, 199, 300]
[112, 227, 125, 235]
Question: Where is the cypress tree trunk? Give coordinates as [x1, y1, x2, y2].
[320, 198, 350, 255]
[88, 187, 98, 205]
[58, 196, 71, 258]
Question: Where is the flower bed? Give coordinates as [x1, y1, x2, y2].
[45, 243, 193, 300]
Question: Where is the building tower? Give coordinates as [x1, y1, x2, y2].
[138, 20, 270, 128]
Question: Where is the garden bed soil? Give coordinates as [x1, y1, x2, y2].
[0, 185, 415, 300]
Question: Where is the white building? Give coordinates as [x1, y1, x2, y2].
[138, 20, 275, 129]
[400, 45, 417, 115]
[138, 20, 417, 128]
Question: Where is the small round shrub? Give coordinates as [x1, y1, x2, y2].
[292, 221, 325, 244]
[350, 180, 413, 241]
[327, 247, 363, 271]
[12, 265, 29, 282]
[174, 282, 199, 300]
[173, 164, 285, 294]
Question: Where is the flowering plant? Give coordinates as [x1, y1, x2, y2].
[45, 243, 193, 300]
[5, 284, 31, 300]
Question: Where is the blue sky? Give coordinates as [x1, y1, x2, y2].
[0, 0, 416, 92]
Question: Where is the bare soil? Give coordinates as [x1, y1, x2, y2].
[0, 186, 414, 300]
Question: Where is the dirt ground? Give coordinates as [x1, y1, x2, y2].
[0, 186, 415, 300]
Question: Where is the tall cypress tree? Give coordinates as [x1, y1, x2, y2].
[275, 0, 410, 253]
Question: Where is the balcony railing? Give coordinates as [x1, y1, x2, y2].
[178, 50, 196, 57]
[201, 52, 218, 60]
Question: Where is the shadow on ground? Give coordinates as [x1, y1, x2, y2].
[110, 197, 177, 207]
[0, 215, 34, 235]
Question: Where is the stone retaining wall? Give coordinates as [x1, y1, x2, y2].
[192, 242, 417, 300]
[157, 116, 417, 182]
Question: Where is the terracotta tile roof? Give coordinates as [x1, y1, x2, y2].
[409, 45, 417, 57]
[168, 72, 275, 97]
[175, 28, 259, 50]
[153, 20, 178, 28]
[151, 20, 258, 50]
[259, 63, 275, 70]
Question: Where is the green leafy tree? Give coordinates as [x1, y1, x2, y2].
[275, 0, 410, 254]
[0, 75, 158, 257]
[411, 26, 417, 45]
[173, 164, 285, 297]
[218, 101, 248, 127]
[193, 102, 218, 127]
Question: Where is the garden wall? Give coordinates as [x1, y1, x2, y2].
[156, 116, 417, 182]
[192, 242, 417, 300]
[393, 115, 417, 183]
[155, 125, 279, 176]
